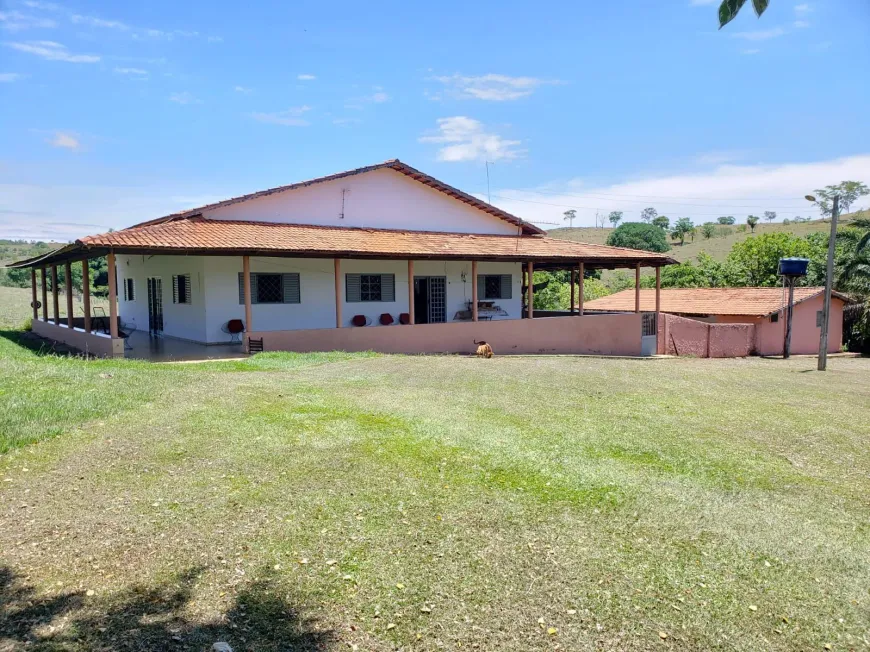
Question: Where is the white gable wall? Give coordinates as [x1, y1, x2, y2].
[202, 168, 520, 235]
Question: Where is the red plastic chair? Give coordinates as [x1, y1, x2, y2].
[379, 313, 394, 325]
[398, 313, 411, 325]
[351, 315, 369, 327]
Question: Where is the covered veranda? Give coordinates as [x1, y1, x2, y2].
[9, 218, 676, 360]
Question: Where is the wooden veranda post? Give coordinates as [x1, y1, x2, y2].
[578, 262, 585, 316]
[30, 268, 38, 321]
[526, 261, 534, 319]
[107, 251, 119, 338]
[407, 260, 415, 325]
[51, 265, 59, 324]
[242, 255, 252, 335]
[41, 267, 48, 322]
[334, 258, 342, 328]
[82, 259, 91, 333]
[634, 263, 641, 313]
[64, 261, 74, 329]
[570, 268, 575, 314]
[471, 260, 478, 322]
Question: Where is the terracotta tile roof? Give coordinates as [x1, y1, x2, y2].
[583, 287, 851, 317]
[130, 159, 545, 235]
[66, 218, 675, 265]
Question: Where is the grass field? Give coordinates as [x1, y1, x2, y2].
[548, 211, 869, 264]
[0, 286, 110, 331]
[1, 330, 869, 650]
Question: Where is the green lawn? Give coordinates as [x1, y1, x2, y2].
[1, 335, 869, 651]
[0, 286, 110, 331]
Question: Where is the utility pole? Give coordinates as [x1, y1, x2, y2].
[817, 195, 839, 371]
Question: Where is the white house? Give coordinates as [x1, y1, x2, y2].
[12, 160, 675, 358]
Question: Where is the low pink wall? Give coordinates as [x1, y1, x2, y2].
[31, 318, 124, 358]
[658, 314, 754, 357]
[249, 313, 643, 356]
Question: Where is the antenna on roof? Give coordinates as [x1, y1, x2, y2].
[485, 161, 494, 204]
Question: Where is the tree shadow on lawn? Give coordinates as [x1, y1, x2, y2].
[0, 566, 332, 651]
[0, 329, 92, 359]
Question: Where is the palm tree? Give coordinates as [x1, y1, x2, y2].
[838, 217, 870, 296]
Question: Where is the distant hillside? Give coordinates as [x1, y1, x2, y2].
[0, 240, 65, 267]
[548, 211, 869, 263]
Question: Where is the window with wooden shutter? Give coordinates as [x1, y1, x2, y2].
[480, 274, 511, 299]
[172, 274, 191, 304]
[346, 273, 394, 302]
[237, 272, 300, 304]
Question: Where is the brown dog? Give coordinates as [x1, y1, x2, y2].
[474, 340, 493, 358]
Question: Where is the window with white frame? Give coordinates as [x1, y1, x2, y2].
[237, 273, 301, 304]
[123, 278, 135, 301]
[478, 274, 512, 300]
[346, 273, 395, 302]
[173, 274, 192, 304]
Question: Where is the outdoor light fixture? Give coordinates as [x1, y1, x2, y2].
[805, 195, 817, 202]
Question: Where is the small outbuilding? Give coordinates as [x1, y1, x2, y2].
[583, 287, 850, 356]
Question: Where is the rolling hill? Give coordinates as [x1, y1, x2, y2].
[547, 211, 868, 263]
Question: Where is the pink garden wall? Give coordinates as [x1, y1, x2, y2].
[250, 313, 644, 356]
[658, 314, 754, 358]
[657, 295, 846, 357]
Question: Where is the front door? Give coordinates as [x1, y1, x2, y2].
[414, 276, 446, 324]
[146, 277, 164, 335]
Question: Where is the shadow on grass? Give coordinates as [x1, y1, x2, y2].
[0, 329, 90, 359]
[0, 566, 332, 651]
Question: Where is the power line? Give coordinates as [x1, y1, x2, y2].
[496, 187, 815, 203]
[487, 194, 817, 218]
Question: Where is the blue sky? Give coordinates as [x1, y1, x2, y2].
[2, 0, 869, 239]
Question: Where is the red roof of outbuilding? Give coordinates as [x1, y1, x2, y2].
[584, 287, 851, 317]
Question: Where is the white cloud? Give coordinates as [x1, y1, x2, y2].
[114, 67, 147, 76]
[688, 0, 717, 5]
[0, 10, 57, 31]
[741, 48, 761, 55]
[430, 73, 562, 102]
[234, 85, 252, 93]
[71, 14, 129, 30]
[169, 91, 201, 105]
[250, 105, 311, 126]
[21, 1, 61, 10]
[333, 117, 361, 126]
[419, 116, 523, 163]
[0, 72, 24, 82]
[207, 35, 223, 43]
[297, 73, 316, 81]
[794, 3, 811, 15]
[4, 40, 99, 63]
[371, 91, 389, 103]
[48, 131, 80, 150]
[793, 20, 810, 28]
[486, 155, 870, 228]
[729, 27, 786, 41]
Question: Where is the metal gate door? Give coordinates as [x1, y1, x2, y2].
[147, 277, 164, 334]
[427, 276, 446, 323]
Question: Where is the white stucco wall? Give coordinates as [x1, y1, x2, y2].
[116, 254, 207, 342]
[202, 167, 519, 236]
[118, 255, 523, 344]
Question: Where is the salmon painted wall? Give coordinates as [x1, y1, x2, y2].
[250, 313, 643, 356]
[751, 295, 844, 355]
